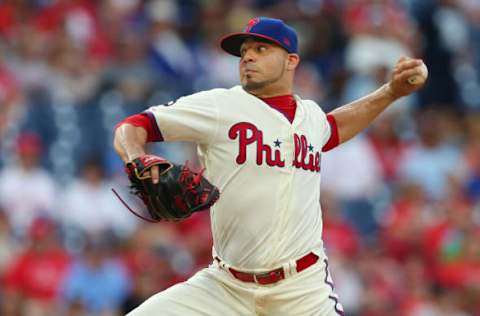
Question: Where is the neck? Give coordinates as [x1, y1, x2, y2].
[250, 90, 292, 98]
[246, 83, 292, 98]
[244, 74, 294, 98]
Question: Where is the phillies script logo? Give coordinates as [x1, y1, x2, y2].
[228, 122, 320, 172]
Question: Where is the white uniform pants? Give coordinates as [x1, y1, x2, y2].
[127, 256, 344, 316]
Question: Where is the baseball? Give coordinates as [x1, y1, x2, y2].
[408, 61, 428, 85]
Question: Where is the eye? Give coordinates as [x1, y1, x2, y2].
[240, 48, 246, 57]
[257, 45, 267, 53]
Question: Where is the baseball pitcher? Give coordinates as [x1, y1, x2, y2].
[114, 17, 426, 316]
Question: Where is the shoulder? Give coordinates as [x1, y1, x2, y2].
[188, 86, 240, 99]
[297, 96, 327, 115]
[185, 86, 251, 108]
[166, 87, 240, 107]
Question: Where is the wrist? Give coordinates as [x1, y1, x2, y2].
[382, 83, 400, 102]
[126, 148, 146, 162]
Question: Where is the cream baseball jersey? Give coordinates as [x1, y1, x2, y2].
[146, 85, 334, 270]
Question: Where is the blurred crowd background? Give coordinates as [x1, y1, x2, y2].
[0, 0, 479, 315]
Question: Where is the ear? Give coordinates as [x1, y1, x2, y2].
[286, 54, 300, 71]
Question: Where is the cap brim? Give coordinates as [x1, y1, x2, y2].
[220, 32, 286, 57]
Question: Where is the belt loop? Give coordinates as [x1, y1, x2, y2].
[281, 262, 290, 278]
[215, 257, 236, 279]
[282, 259, 297, 278]
[290, 259, 297, 276]
[220, 260, 229, 271]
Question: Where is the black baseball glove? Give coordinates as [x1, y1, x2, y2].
[115, 154, 220, 222]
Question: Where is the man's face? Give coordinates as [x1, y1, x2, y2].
[239, 39, 289, 92]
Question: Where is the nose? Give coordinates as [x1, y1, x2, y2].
[241, 48, 256, 63]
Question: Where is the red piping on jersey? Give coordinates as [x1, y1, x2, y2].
[115, 112, 163, 142]
[145, 112, 163, 141]
[260, 95, 296, 123]
[322, 114, 339, 152]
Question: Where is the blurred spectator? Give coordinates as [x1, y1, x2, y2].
[322, 135, 383, 200]
[366, 110, 409, 183]
[410, 0, 462, 107]
[47, 32, 100, 103]
[60, 157, 137, 237]
[176, 212, 213, 271]
[0, 132, 57, 235]
[322, 191, 361, 259]
[0, 1, 33, 40]
[436, 228, 480, 315]
[34, 0, 95, 36]
[5, 24, 52, 96]
[121, 225, 179, 314]
[322, 135, 383, 238]
[423, 194, 479, 290]
[101, 31, 155, 106]
[380, 183, 431, 262]
[2, 217, 70, 316]
[61, 232, 130, 316]
[293, 61, 325, 101]
[433, 228, 480, 311]
[299, 3, 347, 84]
[356, 248, 406, 316]
[147, 0, 198, 93]
[343, 0, 416, 76]
[194, 22, 239, 89]
[398, 109, 464, 200]
[122, 223, 189, 287]
[398, 256, 438, 316]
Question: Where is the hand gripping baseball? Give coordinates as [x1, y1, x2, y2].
[387, 56, 428, 99]
[113, 154, 220, 222]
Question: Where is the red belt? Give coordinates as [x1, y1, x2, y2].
[215, 252, 319, 285]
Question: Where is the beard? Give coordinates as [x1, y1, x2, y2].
[243, 80, 268, 91]
[242, 65, 286, 93]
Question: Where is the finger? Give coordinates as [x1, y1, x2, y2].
[395, 59, 423, 73]
[396, 68, 423, 82]
[150, 165, 160, 184]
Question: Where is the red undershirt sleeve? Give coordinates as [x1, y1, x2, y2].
[114, 113, 163, 142]
[322, 114, 339, 152]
